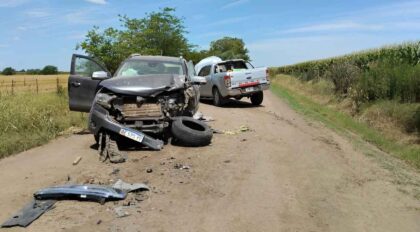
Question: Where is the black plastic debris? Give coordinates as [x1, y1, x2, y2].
[1, 200, 56, 228]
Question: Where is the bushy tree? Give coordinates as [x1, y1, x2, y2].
[40, 65, 58, 75]
[2, 67, 16, 75]
[209, 37, 250, 61]
[26, 69, 41, 74]
[78, 8, 192, 73]
[184, 49, 209, 64]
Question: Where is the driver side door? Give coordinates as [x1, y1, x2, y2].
[68, 54, 110, 112]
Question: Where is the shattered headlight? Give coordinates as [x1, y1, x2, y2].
[96, 93, 116, 109]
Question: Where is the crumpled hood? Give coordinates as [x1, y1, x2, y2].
[100, 74, 185, 96]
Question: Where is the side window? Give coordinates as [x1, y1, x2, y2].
[74, 57, 104, 77]
[246, 62, 254, 69]
[198, 65, 211, 77]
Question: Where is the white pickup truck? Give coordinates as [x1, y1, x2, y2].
[195, 56, 270, 106]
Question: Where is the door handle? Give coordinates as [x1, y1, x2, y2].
[72, 82, 81, 87]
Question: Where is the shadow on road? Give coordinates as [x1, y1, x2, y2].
[200, 99, 264, 109]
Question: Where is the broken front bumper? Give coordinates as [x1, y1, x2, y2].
[89, 103, 164, 150]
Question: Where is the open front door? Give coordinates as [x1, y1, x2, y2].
[68, 54, 110, 112]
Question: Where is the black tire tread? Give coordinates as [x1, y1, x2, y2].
[171, 117, 213, 147]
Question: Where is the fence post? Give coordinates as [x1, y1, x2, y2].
[11, 79, 14, 95]
[36, 78, 39, 94]
[56, 77, 59, 93]
[24, 77, 26, 86]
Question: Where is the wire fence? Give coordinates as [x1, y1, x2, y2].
[0, 75, 68, 95]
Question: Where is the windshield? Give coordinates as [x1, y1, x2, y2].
[116, 60, 184, 77]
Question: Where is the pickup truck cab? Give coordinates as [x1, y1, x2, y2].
[195, 56, 270, 106]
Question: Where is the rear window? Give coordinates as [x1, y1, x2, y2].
[215, 61, 247, 73]
[116, 60, 184, 77]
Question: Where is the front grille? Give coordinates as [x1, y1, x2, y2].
[121, 103, 163, 120]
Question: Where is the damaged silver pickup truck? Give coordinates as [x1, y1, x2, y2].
[68, 54, 213, 162]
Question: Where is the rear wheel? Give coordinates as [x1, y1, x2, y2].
[250, 91, 263, 106]
[212, 87, 225, 106]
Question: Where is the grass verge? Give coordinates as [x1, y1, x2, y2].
[0, 92, 87, 158]
[271, 78, 420, 169]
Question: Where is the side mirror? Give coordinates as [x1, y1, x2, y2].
[191, 76, 207, 85]
[92, 71, 110, 80]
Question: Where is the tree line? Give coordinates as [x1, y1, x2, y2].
[77, 7, 250, 74]
[1, 65, 59, 75]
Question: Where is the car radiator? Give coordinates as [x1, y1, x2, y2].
[121, 102, 163, 120]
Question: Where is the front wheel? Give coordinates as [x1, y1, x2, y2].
[250, 91, 264, 106]
[212, 88, 225, 107]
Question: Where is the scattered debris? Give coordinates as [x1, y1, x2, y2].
[1, 200, 56, 228]
[134, 193, 149, 202]
[174, 163, 190, 170]
[193, 111, 215, 122]
[146, 168, 153, 173]
[112, 179, 150, 193]
[72, 156, 82, 166]
[223, 130, 237, 135]
[34, 184, 127, 204]
[58, 126, 85, 136]
[212, 129, 223, 134]
[224, 160, 231, 163]
[111, 168, 120, 175]
[221, 125, 251, 135]
[114, 206, 130, 218]
[96, 220, 102, 225]
[239, 125, 250, 132]
[241, 138, 247, 142]
[193, 111, 203, 120]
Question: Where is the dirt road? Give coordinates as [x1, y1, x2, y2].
[0, 91, 419, 232]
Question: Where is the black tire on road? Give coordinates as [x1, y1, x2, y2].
[212, 87, 225, 107]
[171, 116, 213, 147]
[250, 91, 264, 106]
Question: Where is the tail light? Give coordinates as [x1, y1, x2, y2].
[266, 69, 270, 81]
[224, 75, 231, 88]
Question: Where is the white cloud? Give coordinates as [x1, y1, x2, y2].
[25, 9, 51, 18]
[85, 0, 107, 5]
[209, 16, 249, 26]
[221, 0, 249, 10]
[283, 21, 384, 33]
[0, 0, 27, 7]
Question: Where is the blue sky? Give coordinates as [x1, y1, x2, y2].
[0, 0, 419, 70]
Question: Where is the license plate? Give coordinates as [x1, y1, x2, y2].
[119, 129, 144, 143]
[245, 87, 256, 92]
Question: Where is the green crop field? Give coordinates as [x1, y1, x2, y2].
[270, 41, 420, 168]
